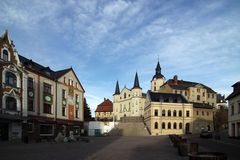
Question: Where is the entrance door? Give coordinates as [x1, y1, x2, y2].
[232, 123, 235, 137]
[185, 123, 190, 134]
[0, 123, 9, 141]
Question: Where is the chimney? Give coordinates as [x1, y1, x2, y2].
[173, 75, 178, 85]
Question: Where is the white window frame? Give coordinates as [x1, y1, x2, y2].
[1, 47, 10, 61]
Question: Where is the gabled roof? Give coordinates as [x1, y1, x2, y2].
[148, 91, 188, 103]
[19, 54, 85, 92]
[55, 68, 72, 79]
[166, 79, 216, 93]
[95, 99, 113, 112]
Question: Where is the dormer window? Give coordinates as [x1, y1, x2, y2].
[2, 49, 9, 61]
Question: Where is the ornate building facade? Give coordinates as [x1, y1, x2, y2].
[0, 31, 85, 141]
[113, 73, 146, 121]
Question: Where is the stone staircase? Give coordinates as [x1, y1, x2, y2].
[109, 117, 150, 136]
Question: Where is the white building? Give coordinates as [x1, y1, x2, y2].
[113, 72, 146, 121]
[226, 81, 240, 138]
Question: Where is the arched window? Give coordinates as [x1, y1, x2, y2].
[154, 122, 158, 129]
[173, 110, 177, 117]
[162, 109, 165, 116]
[162, 122, 165, 129]
[168, 122, 171, 129]
[124, 93, 126, 99]
[6, 72, 17, 87]
[173, 122, 177, 129]
[6, 97, 17, 111]
[179, 123, 182, 129]
[179, 110, 182, 117]
[2, 49, 9, 61]
[168, 110, 171, 116]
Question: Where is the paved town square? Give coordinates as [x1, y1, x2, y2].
[1, 136, 186, 160]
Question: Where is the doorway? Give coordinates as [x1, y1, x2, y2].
[185, 123, 190, 134]
[0, 123, 9, 141]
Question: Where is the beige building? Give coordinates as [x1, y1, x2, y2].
[144, 91, 193, 135]
[95, 98, 113, 121]
[113, 73, 146, 121]
[226, 81, 240, 138]
[143, 61, 215, 135]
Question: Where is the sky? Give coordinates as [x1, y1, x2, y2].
[0, 0, 240, 116]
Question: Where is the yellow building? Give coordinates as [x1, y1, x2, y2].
[144, 91, 193, 135]
[95, 99, 113, 121]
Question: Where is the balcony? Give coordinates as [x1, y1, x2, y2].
[0, 108, 22, 116]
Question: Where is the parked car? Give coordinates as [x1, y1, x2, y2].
[200, 131, 213, 138]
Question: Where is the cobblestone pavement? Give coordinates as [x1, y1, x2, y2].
[0, 136, 187, 160]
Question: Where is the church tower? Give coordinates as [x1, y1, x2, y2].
[131, 72, 143, 116]
[151, 61, 165, 92]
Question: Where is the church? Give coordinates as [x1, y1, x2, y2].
[112, 73, 146, 121]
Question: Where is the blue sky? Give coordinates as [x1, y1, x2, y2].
[1, 0, 240, 115]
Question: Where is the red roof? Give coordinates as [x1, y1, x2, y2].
[95, 99, 113, 112]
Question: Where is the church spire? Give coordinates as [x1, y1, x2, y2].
[114, 81, 120, 95]
[155, 61, 161, 75]
[132, 72, 141, 89]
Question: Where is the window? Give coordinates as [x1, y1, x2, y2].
[2, 49, 9, 61]
[75, 94, 79, 104]
[43, 103, 51, 114]
[28, 77, 34, 89]
[202, 111, 204, 116]
[179, 110, 182, 117]
[173, 110, 177, 117]
[6, 72, 17, 87]
[196, 111, 199, 115]
[154, 122, 158, 129]
[43, 83, 51, 94]
[173, 122, 177, 129]
[212, 94, 214, 98]
[202, 92, 205, 97]
[168, 110, 171, 116]
[62, 89, 66, 99]
[231, 105, 234, 115]
[208, 93, 210, 98]
[75, 109, 79, 118]
[6, 97, 17, 111]
[197, 95, 200, 101]
[180, 91, 182, 94]
[162, 110, 165, 116]
[238, 103, 240, 114]
[154, 86, 156, 91]
[197, 88, 200, 93]
[124, 93, 126, 99]
[76, 82, 78, 88]
[28, 98, 34, 111]
[63, 77, 66, 83]
[175, 90, 177, 94]
[168, 122, 171, 129]
[62, 107, 66, 116]
[28, 123, 34, 133]
[40, 124, 54, 136]
[179, 123, 182, 129]
[207, 112, 209, 116]
[154, 109, 158, 116]
[185, 91, 187, 96]
[162, 122, 165, 129]
[186, 111, 190, 117]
